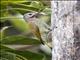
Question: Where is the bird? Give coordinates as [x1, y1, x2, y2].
[23, 12, 52, 47]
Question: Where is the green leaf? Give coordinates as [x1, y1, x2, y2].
[12, 51, 44, 60]
[9, 17, 30, 32]
[0, 45, 28, 60]
[8, 2, 39, 14]
[0, 26, 11, 41]
[0, 44, 44, 60]
[0, 14, 30, 32]
[0, 44, 11, 50]
[0, 1, 40, 18]
[1, 35, 41, 45]
[0, 51, 17, 60]
[1, 0, 26, 3]
[43, 8, 51, 15]
[30, 1, 44, 12]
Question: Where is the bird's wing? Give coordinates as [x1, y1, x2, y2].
[37, 20, 51, 31]
[28, 22, 44, 44]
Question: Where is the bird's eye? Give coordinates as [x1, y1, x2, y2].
[28, 13, 32, 15]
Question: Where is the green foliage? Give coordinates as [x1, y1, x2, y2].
[1, 35, 40, 45]
[0, 0, 51, 31]
[9, 17, 30, 32]
[0, 44, 44, 60]
[0, 0, 51, 60]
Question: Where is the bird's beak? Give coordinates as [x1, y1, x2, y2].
[35, 12, 47, 18]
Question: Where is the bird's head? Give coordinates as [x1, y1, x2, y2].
[23, 12, 46, 22]
[23, 12, 39, 21]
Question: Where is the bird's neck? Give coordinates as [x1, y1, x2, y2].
[28, 18, 38, 23]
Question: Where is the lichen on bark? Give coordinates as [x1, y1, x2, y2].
[51, 1, 80, 60]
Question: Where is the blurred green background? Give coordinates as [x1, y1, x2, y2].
[0, 0, 51, 60]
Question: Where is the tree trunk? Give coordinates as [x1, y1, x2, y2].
[51, 1, 80, 60]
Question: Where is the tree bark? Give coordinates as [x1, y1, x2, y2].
[51, 1, 80, 60]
